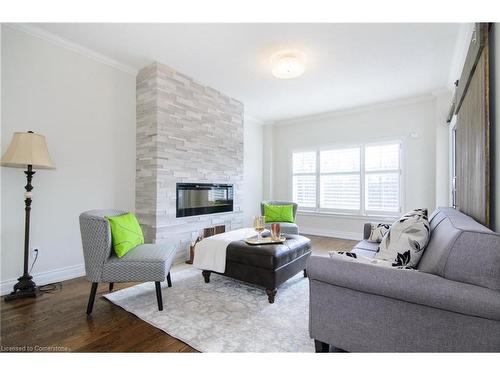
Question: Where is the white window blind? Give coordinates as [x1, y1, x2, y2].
[320, 148, 360, 211]
[292, 151, 317, 208]
[364, 143, 401, 213]
[291, 141, 402, 216]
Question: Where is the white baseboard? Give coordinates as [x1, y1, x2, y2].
[300, 227, 362, 241]
[1, 264, 86, 296]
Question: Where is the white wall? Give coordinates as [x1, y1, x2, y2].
[445, 23, 475, 207]
[1, 26, 136, 293]
[434, 90, 452, 207]
[242, 115, 264, 226]
[265, 97, 437, 239]
[262, 124, 273, 200]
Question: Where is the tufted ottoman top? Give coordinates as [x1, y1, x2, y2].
[226, 234, 311, 271]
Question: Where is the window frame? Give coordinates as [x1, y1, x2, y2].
[290, 140, 404, 218]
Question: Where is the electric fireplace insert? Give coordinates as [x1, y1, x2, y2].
[176, 183, 234, 218]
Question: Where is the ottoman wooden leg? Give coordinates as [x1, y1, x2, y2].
[265, 288, 277, 304]
[303, 269, 308, 278]
[202, 270, 211, 283]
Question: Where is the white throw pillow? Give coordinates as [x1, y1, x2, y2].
[328, 251, 409, 269]
[367, 223, 391, 242]
[375, 208, 430, 268]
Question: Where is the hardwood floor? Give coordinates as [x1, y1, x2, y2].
[0, 235, 356, 352]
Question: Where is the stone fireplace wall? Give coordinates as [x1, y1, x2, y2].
[136, 62, 244, 263]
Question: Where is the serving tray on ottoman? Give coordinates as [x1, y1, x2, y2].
[201, 234, 312, 303]
[243, 235, 286, 245]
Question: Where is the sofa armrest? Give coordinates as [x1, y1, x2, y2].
[363, 223, 371, 240]
[306, 255, 500, 321]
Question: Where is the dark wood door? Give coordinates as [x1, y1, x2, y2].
[455, 24, 490, 227]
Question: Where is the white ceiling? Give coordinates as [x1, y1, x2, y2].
[30, 23, 462, 122]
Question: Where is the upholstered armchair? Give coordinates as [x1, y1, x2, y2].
[79, 209, 176, 314]
[260, 200, 299, 235]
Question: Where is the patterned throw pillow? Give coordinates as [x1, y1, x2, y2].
[328, 251, 407, 269]
[375, 208, 430, 268]
[367, 223, 391, 242]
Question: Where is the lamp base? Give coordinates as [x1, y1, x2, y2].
[4, 275, 37, 301]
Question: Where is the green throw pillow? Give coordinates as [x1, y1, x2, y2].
[263, 203, 295, 223]
[106, 212, 144, 258]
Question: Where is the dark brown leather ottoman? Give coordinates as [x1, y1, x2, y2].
[201, 234, 312, 303]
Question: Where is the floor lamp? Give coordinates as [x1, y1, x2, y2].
[1, 131, 55, 301]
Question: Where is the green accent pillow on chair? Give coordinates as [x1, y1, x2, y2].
[106, 212, 144, 258]
[263, 204, 295, 223]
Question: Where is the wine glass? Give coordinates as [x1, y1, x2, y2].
[253, 216, 265, 241]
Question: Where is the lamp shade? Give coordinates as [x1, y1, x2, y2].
[1, 132, 55, 169]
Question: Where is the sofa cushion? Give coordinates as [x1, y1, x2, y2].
[102, 243, 175, 282]
[367, 223, 391, 242]
[375, 208, 430, 268]
[418, 207, 500, 291]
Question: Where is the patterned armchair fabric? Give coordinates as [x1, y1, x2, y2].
[79, 209, 176, 283]
[79, 209, 126, 282]
[79, 209, 176, 314]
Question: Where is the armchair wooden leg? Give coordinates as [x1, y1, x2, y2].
[86, 282, 98, 315]
[109, 283, 114, 292]
[314, 339, 330, 353]
[167, 272, 172, 287]
[155, 281, 163, 311]
[303, 269, 308, 278]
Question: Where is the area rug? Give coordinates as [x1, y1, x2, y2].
[104, 265, 314, 352]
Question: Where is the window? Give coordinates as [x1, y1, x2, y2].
[292, 141, 402, 216]
[320, 148, 360, 210]
[292, 151, 317, 208]
[364, 143, 401, 213]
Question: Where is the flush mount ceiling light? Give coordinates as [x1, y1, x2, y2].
[270, 50, 306, 79]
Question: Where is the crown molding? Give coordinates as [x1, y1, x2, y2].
[4, 23, 138, 75]
[271, 94, 436, 127]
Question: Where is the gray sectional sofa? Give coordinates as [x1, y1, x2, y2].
[307, 207, 500, 352]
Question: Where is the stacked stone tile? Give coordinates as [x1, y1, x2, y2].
[136, 62, 244, 263]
